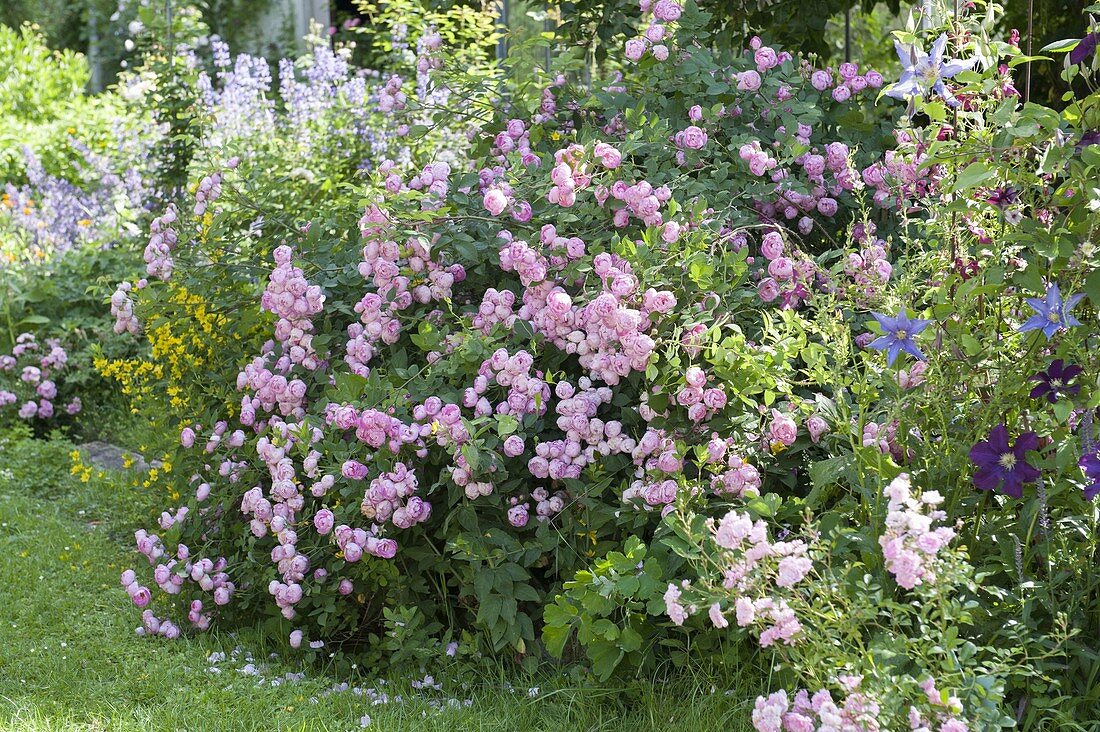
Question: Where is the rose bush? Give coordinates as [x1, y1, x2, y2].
[52, 0, 1100, 726]
[109, 0, 907, 662]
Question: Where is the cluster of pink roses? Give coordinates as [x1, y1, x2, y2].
[126, 529, 232, 630]
[752, 685, 883, 732]
[547, 142, 616, 208]
[347, 204, 464, 375]
[110, 280, 142, 335]
[665, 508, 814, 650]
[879, 473, 957, 590]
[0, 333, 80, 421]
[839, 222, 893, 305]
[491, 119, 537, 167]
[623, 0, 682, 62]
[353, 460, 432, 529]
[237, 353, 309, 419]
[377, 74, 408, 114]
[750, 677, 968, 732]
[672, 365, 727, 423]
[704, 435, 762, 498]
[261, 245, 325, 371]
[143, 204, 180, 281]
[860, 130, 940, 209]
[193, 169, 224, 216]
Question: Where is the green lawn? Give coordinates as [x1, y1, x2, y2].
[0, 432, 758, 731]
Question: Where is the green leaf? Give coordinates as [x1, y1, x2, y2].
[588, 640, 625, 680]
[1039, 38, 1080, 54]
[952, 162, 997, 192]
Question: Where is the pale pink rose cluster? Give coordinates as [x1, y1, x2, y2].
[531, 377, 635, 483]
[841, 221, 893, 305]
[673, 365, 727, 423]
[861, 131, 938, 208]
[237, 352, 308, 419]
[504, 243, 658, 387]
[547, 143, 606, 208]
[359, 461, 432, 529]
[334, 523, 398, 561]
[475, 348, 551, 420]
[0, 333, 80, 421]
[136, 609, 181, 639]
[664, 582, 690, 625]
[804, 59, 883, 99]
[754, 231, 819, 309]
[879, 473, 957, 590]
[693, 509, 813, 646]
[125, 534, 233, 630]
[377, 74, 407, 113]
[380, 160, 453, 208]
[143, 204, 179, 281]
[861, 419, 909, 463]
[193, 171, 223, 216]
[492, 118, 539, 168]
[623, 0, 680, 62]
[472, 287, 518, 335]
[111, 281, 142, 335]
[261, 245, 325, 370]
[603, 179, 672, 229]
[704, 434, 762, 498]
[751, 685, 883, 732]
[348, 206, 464, 374]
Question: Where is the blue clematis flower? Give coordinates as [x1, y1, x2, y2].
[1018, 283, 1085, 340]
[867, 308, 932, 366]
[884, 33, 976, 108]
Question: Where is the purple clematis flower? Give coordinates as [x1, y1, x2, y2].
[1077, 130, 1100, 152]
[885, 33, 977, 108]
[1018, 283, 1085, 340]
[1081, 447, 1100, 500]
[985, 186, 1019, 209]
[1070, 32, 1099, 66]
[969, 425, 1041, 498]
[867, 308, 932, 366]
[1029, 359, 1083, 403]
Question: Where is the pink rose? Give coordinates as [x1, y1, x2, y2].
[624, 38, 647, 62]
[754, 47, 778, 71]
[314, 509, 335, 535]
[503, 435, 525, 457]
[810, 70, 832, 90]
[678, 125, 708, 150]
[483, 188, 508, 216]
[806, 415, 829, 443]
[760, 232, 784, 260]
[757, 278, 779, 302]
[769, 410, 798, 446]
[507, 504, 529, 527]
[737, 70, 762, 91]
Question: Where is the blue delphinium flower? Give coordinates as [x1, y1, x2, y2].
[867, 309, 932, 366]
[1018, 283, 1085, 340]
[884, 33, 976, 107]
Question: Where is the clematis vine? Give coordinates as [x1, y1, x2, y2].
[1029, 359, 1082, 403]
[866, 308, 931, 366]
[1018, 283, 1084, 340]
[884, 33, 976, 108]
[968, 425, 1041, 498]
